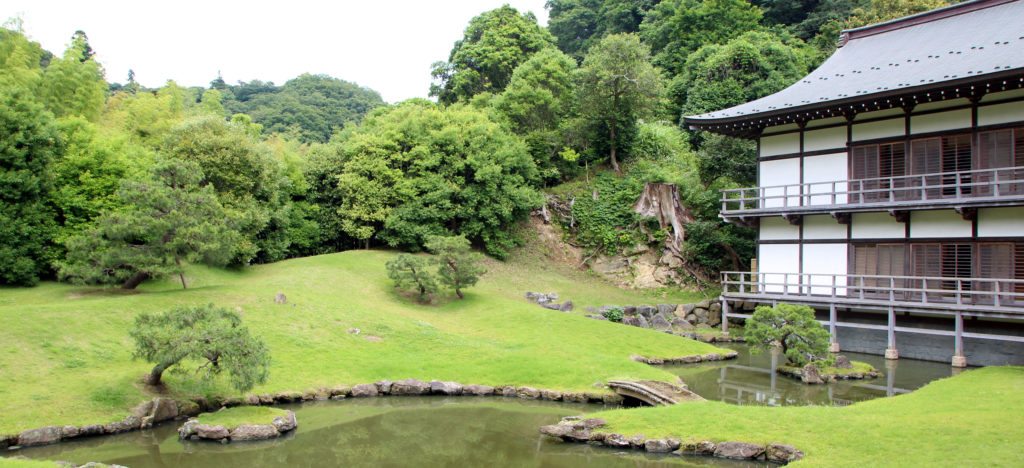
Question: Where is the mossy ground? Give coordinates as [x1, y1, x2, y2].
[196, 406, 290, 430]
[0, 249, 720, 435]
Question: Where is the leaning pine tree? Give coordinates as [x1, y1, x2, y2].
[425, 235, 486, 299]
[59, 158, 240, 289]
[744, 303, 832, 367]
[130, 304, 270, 391]
[386, 254, 438, 302]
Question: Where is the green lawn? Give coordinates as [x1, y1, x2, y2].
[590, 366, 1024, 467]
[197, 406, 289, 429]
[0, 249, 718, 435]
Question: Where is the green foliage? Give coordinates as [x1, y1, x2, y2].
[430, 5, 556, 104]
[567, 172, 647, 254]
[602, 306, 625, 322]
[546, 0, 659, 59]
[425, 235, 486, 299]
[386, 254, 438, 302]
[223, 74, 384, 143]
[0, 88, 62, 285]
[674, 30, 813, 118]
[59, 158, 240, 289]
[694, 132, 757, 187]
[36, 34, 107, 121]
[640, 0, 763, 76]
[0, 25, 47, 90]
[744, 303, 832, 367]
[129, 304, 270, 392]
[326, 100, 541, 258]
[575, 33, 663, 172]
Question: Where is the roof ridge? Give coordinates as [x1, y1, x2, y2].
[839, 0, 1018, 46]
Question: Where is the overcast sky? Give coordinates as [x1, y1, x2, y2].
[2, 0, 550, 103]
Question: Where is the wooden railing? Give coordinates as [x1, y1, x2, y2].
[721, 166, 1024, 214]
[721, 271, 1024, 314]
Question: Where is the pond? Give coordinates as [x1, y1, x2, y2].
[668, 343, 957, 406]
[8, 397, 761, 468]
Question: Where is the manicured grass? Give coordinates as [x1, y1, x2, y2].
[0, 249, 721, 435]
[778, 360, 876, 376]
[196, 406, 289, 429]
[590, 366, 1024, 467]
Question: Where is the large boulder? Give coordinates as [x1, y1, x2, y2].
[272, 411, 298, 433]
[429, 381, 464, 396]
[766, 443, 804, 463]
[714, 441, 765, 459]
[350, 383, 379, 397]
[671, 317, 694, 330]
[230, 424, 280, 441]
[604, 433, 630, 447]
[18, 426, 62, 447]
[151, 398, 179, 423]
[834, 355, 853, 369]
[516, 387, 541, 399]
[680, 440, 717, 456]
[644, 438, 681, 453]
[178, 419, 199, 439]
[636, 306, 657, 318]
[540, 389, 563, 401]
[464, 384, 495, 396]
[650, 314, 672, 331]
[391, 379, 431, 395]
[706, 310, 722, 327]
[195, 424, 230, 440]
[656, 304, 676, 316]
[801, 364, 825, 384]
[560, 301, 574, 312]
[375, 380, 394, 394]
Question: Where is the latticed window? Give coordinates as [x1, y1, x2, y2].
[850, 143, 906, 202]
[977, 127, 1024, 195]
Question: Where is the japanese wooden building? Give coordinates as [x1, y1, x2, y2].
[685, 0, 1024, 367]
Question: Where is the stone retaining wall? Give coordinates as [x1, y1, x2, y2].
[540, 416, 804, 464]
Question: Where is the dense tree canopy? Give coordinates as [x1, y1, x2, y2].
[640, 0, 763, 76]
[546, 0, 658, 59]
[430, 5, 556, 104]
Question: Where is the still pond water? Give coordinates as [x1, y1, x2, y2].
[8, 344, 955, 467]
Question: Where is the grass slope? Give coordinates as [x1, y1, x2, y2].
[592, 366, 1024, 467]
[0, 250, 719, 435]
[197, 406, 289, 429]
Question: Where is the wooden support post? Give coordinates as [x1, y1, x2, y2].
[885, 306, 899, 360]
[952, 312, 967, 368]
[720, 298, 730, 337]
[828, 303, 840, 353]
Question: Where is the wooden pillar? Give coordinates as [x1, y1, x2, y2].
[952, 312, 967, 368]
[720, 298, 730, 337]
[884, 306, 899, 360]
[828, 303, 840, 353]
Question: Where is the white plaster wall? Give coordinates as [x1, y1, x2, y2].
[981, 88, 1024, 103]
[910, 108, 971, 134]
[852, 118, 903, 141]
[851, 212, 905, 239]
[803, 214, 848, 240]
[805, 116, 846, 129]
[759, 158, 801, 208]
[803, 152, 849, 204]
[910, 210, 972, 238]
[760, 133, 800, 157]
[978, 101, 1024, 127]
[914, 98, 970, 112]
[804, 127, 847, 152]
[855, 108, 904, 121]
[803, 243, 848, 295]
[978, 207, 1024, 237]
[758, 244, 800, 293]
[760, 217, 800, 241]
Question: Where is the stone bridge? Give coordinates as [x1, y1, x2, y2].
[607, 380, 704, 406]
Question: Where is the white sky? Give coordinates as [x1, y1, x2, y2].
[2, 0, 550, 103]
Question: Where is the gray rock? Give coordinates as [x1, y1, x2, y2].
[516, 387, 541, 399]
[560, 301, 574, 312]
[604, 433, 630, 447]
[79, 425, 104, 436]
[694, 307, 709, 321]
[834, 355, 853, 369]
[636, 305, 657, 318]
[195, 424, 230, 440]
[680, 303, 696, 315]
[628, 435, 647, 449]
[178, 419, 199, 439]
[801, 364, 825, 384]
[274, 391, 303, 403]
[714, 441, 765, 459]
[635, 315, 650, 328]
[539, 424, 571, 438]
[696, 299, 711, 309]
[130, 400, 155, 419]
[650, 314, 672, 331]
[18, 426, 62, 447]
[151, 398, 179, 423]
[61, 425, 81, 439]
[464, 384, 495, 396]
[766, 443, 804, 463]
[375, 380, 393, 394]
[710, 302, 722, 313]
[686, 313, 698, 323]
[350, 383, 379, 397]
[498, 386, 518, 397]
[671, 317, 694, 330]
[391, 379, 431, 395]
[274, 293, 287, 304]
[429, 380, 464, 395]
[706, 310, 722, 327]
[562, 392, 587, 403]
[657, 304, 676, 316]
[271, 411, 298, 433]
[690, 440, 717, 455]
[623, 306, 637, 315]
[586, 314, 607, 320]
[542, 302, 563, 310]
[582, 418, 607, 429]
[229, 424, 279, 441]
[540, 389, 563, 401]
[602, 393, 624, 405]
[645, 438, 681, 453]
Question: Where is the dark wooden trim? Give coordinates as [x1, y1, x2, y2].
[758, 147, 849, 162]
[843, 0, 1018, 41]
[758, 236, 1024, 245]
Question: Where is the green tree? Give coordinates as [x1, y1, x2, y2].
[425, 235, 486, 299]
[37, 33, 107, 121]
[810, 0, 949, 58]
[545, 0, 658, 59]
[59, 158, 239, 289]
[493, 48, 577, 181]
[386, 254, 438, 302]
[130, 304, 270, 391]
[0, 88, 62, 286]
[639, 0, 763, 76]
[744, 303, 832, 367]
[0, 24, 46, 90]
[430, 5, 555, 104]
[575, 33, 663, 173]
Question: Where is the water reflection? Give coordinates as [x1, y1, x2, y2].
[10, 397, 762, 468]
[670, 344, 955, 406]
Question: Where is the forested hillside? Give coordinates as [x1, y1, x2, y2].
[0, 0, 950, 289]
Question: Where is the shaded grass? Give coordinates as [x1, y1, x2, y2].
[0, 249, 724, 435]
[197, 406, 289, 429]
[591, 366, 1024, 467]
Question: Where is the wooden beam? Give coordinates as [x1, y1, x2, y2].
[831, 212, 851, 224]
[783, 214, 802, 226]
[955, 206, 977, 221]
[888, 210, 909, 223]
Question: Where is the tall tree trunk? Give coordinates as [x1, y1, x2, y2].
[146, 361, 172, 386]
[455, 287, 464, 299]
[174, 256, 187, 289]
[122, 271, 150, 290]
[609, 121, 620, 173]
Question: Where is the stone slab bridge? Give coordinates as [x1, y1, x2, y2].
[607, 380, 705, 406]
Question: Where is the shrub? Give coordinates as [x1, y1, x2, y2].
[386, 254, 438, 302]
[744, 303, 831, 367]
[426, 235, 486, 299]
[130, 304, 270, 392]
[602, 306, 625, 322]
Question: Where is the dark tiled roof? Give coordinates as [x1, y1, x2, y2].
[684, 0, 1024, 135]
